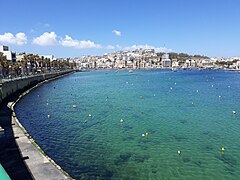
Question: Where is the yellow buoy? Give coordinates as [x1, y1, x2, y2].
[221, 147, 225, 152]
[146, 132, 148, 138]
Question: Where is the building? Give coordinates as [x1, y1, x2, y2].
[234, 60, 240, 70]
[185, 59, 197, 67]
[41, 55, 55, 61]
[201, 59, 214, 67]
[0, 45, 16, 62]
[16, 53, 25, 62]
[171, 59, 179, 68]
[161, 53, 171, 67]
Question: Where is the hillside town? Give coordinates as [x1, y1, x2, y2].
[1, 45, 240, 78]
[72, 49, 240, 70]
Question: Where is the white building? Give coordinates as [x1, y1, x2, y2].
[185, 59, 196, 67]
[161, 53, 171, 67]
[234, 60, 240, 70]
[41, 55, 55, 61]
[172, 59, 179, 68]
[201, 59, 214, 67]
[16, 54, 25, 62]
[0, 45, 16, 62]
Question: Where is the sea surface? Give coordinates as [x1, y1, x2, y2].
[15, 70, 240, 179]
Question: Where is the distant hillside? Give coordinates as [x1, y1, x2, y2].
[156, 52, 209, 61]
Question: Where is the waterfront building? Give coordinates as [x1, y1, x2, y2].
[237, 61, 240, 70]
[0, 45, 16, 62]
[161, 53, 171, 68]
[105, 59, 114, 69]
[233, 60, 240, 70]
[126, 59, 134, 69]
[171, 59, 179, 68]
[201, 59, 214, 68]
[185, 59, 197, 67]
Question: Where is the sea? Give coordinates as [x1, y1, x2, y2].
[15, 69, 240, 179]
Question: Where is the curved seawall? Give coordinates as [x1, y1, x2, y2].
[0, 71, 74, 179]
[0, 71, 73, 104]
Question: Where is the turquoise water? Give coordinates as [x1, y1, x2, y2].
[15, 70, 240, 179]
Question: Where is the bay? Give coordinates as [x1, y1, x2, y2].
[15, 70, 240, 179]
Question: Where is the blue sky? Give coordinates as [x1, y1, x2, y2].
[0, 0, 240, 57]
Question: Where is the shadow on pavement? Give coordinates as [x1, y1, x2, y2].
[0, 93, 33, 180]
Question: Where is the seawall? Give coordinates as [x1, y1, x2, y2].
[0, 71, 73, 105]
[0, 71, 74, 179]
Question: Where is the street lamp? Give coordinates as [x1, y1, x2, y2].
[8, 65, 12, 79]
[19, 66, 22, 77]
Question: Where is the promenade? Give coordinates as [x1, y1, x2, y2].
[0, 71, 73, 179]
[0, 93, 33, 179]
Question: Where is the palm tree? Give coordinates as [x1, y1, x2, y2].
[0, 52, 9, 77]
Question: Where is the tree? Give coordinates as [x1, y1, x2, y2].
[0, 52, 9, 77]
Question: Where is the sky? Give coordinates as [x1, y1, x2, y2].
[0, 0, 240, 58]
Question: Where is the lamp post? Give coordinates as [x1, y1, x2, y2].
[0, 64, 3, 83]
[19, 66, 22, 77]
[8, 65, 12, 79]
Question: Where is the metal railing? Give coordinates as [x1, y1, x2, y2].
[0, 69, 74, 83]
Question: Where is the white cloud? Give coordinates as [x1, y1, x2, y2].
[32, 32, 58, 46]
[31, 32, 172, 53]
[112, 30, 121, 37]
[105, 45, 115, 50]
[116, 44, 122, 49]
[60, 35, 102, 49]
[124, 44, 172, 52]
[0, 32, 27, 45]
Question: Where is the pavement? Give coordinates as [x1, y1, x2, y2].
[0, 95, 33, 180]
[12, 114, 69, 180]
[0, 85, 71, 179]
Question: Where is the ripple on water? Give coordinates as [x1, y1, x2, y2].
[15, 70, 240, 179]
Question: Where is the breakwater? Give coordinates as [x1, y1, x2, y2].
[0, 70, 74, 179]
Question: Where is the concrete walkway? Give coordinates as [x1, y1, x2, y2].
[0, 98, 33, 180]
[0, 72, 74, 179]
[12, 115, 69, 180]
